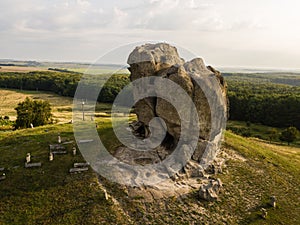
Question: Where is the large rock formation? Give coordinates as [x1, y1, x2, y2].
[110, 43, 227, 196]
[126, 43, 227, 170]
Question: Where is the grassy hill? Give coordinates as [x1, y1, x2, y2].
[0, 119, 299, 224]
[0, 88, 299, 224]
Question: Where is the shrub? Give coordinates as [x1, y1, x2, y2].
[279, 126, 299, 145]
[15, 97, 53, 129]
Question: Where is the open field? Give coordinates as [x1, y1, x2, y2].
[0, 89, 73, 123]
[0, 62, 129, 75]
[0, 66, 49, 73]
[227, 120, 300, 146]
[67, 67, 129, 75]
[0, 88, 115, 124]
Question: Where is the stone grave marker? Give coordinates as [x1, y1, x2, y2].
[49, 152, 54, 161]
[26, 153, 31, 163]
[0, 173, 6, 181]
[25, 162, 42, 168]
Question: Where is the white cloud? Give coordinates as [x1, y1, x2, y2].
[77, 0, 90, 8]
[0, 0, 299, 68]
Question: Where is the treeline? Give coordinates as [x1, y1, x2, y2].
[0, 71, 130, 103]
[223, 72, 300, 87]
[227, 78, 300, 130]
[0, 71, 80, 96]
[48, 68, 81, 74]
[1, 71, 299, 130]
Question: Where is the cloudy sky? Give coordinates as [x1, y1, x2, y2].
[0, 0, 300, 68]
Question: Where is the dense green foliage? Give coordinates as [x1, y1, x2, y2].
[0, 71, 130, 103]
[15, 97, 53, 129]
[279, 126, 299, 145]
[226, 120, 300, 146]
[225, 73, 300, 129]
[0, 71, 80, 96]
[223, 72, 300, 86]
[0, 117, 14, 131]
[1, 71, 300, 130]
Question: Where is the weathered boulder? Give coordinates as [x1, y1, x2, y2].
[127, 43, 227, 170]
[128, 43, 185, 127]
[199, 178, 223, 201]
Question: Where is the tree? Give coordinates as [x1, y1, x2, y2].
[268, 128, 279, 143]
[15, 97, 53, 129]
[279, 126, 299, 145]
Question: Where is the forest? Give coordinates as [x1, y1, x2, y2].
[0, 71, 129, 103]
[224, 73, 300, 130]
[0, 70, 299, 129]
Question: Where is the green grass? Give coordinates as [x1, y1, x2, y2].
[0, 123, 128, 224]
[227, 120, 300, 146]
[0, 121, 299, 224]
[0, 88, 74, 123]
[223, 131, 300, 224]
[0, 90, 299, 224]
[67, 67, 129, 75]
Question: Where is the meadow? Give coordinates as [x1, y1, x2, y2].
[0, 89, 73, 123]
[0, 117, 299, 224]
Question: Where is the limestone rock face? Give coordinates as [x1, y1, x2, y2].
[127, 43, 184, 72]
[127, 43, 227, 171]
[128, 43, 185, 127]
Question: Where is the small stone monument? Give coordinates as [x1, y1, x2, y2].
[49, 152, 53, 161]
[26, 153, 31, 163]
[30, 123, 34, 128]
[270, 196, 276, 208]
[58, 135, 61, 144]
[72, 147, 77, 156]
[104, 189, 109, 200]
[261, 208, 267, 219]
[0, 173, 6, 181]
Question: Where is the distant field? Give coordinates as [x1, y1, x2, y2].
[0, 89, 73, 123]
[227, 120, 300, 146]
[69, 68, 129, 75]
[0, 66, 49, 73]
[0, 88, 114, 125]
[0, 65, 129, 75]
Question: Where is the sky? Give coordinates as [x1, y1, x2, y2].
[0, 0, 300, 69]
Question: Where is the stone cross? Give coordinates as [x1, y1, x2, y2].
[261, 208, 267, 219]
[270, 196, 276, 208]
[104, 189, 109, 200]
[26, 153, 31, 163]
[49, 152, 53, 161]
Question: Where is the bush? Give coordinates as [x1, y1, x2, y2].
[15, 97, 53, 129]
[279, 126, 299, 145]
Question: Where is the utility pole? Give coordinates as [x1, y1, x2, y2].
[82, 100, 85, 121]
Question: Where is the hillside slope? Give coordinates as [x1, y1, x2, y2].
[0, 124, 299, 224]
